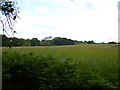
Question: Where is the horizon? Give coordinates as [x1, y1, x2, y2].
[1, 34, 118, 43]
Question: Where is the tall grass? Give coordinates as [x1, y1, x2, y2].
[2, 44, 119, 89]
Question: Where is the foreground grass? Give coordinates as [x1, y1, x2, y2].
[2, 44, 119, 89]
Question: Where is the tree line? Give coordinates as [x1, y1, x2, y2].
[1, 34, 118, 47]
[1, 35, 98, 47]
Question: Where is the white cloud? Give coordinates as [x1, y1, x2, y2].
[5, 0, 117, 42]
[37, 7, 49, 13]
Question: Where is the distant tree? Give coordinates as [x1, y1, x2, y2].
[101, 42, 105, 44]
[87, 40, 95, 44]
[24, 39, 31, 46]
[1, 34, 9, 46]
[108, 41, 117, 44]
[31, 38, 40, 46]
[12, 38, 26, 46]
[84, 41, 87, 43]
[52, 37, 74, 45]
[40, 36, 53, 46]
[43, 36, 53, 40]
[40, 40, 53, 46]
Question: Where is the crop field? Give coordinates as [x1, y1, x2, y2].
[2, 44, 119, 89]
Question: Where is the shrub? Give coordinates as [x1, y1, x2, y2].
[2, 51, 118, 89]
[2, 52, 77, 89]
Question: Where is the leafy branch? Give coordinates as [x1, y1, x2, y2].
[0, 0, 19, 37]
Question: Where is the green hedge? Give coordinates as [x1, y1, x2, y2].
[2, 52, 118, 90]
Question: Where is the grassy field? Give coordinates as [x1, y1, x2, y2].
[2, 44, 119, 89]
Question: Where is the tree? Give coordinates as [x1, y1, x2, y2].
[52, 37, 74, 45]
[87, 40, 95, 44]
[0, 0, 19, 32]
[1, 34, 9, 46]
[24, 39, 31, 46]
[43, 36, 53, 41]
[40, 36, 53, 46]
[31, 38, 40, 46]
[108, 41, 117, 44]
[0, 0, 20, 48]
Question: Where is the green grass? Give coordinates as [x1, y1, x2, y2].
[2, 44, 119, 89]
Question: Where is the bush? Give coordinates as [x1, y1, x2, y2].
[2, 51, 118, 89]
[2, 52, 77, 89]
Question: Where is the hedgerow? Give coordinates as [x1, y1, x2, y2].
[2, 51, 118, 90]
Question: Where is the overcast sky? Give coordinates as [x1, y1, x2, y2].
[1, 0, 119, 43]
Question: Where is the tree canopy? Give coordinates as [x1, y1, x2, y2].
[1, 34, 99, 47]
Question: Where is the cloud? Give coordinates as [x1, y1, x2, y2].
[10, 0, 118, 42]
[37, 7, 49, 13]
[82, 2, 96, 10]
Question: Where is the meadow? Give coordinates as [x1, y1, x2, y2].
[2, 44, 119, 89]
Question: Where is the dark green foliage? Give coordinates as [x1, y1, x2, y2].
[0, 1, 15, 16]
[31, 38, 40, 46]
[40, 40, 53, 46]
[52, 37, 74, 45]
[1, 35, 10, 47]
[75, 40, 96, 44]
[1, 35, 27, 47]
[2, 51, 118, 89]
[3, 34, 118, 47]
[87, 40, 95, 44]
[2, 52, 76, 89]
[74, 70, 117, 89]
[2, 52, 37, 89]
[108, 42, 117, 44]
[1, 35, 40, 47]
[1, 35, 76, 47]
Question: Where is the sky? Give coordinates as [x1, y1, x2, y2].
[0, 0, 119, 43]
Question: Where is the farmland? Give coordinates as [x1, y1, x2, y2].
[2, 44, 119, 89]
